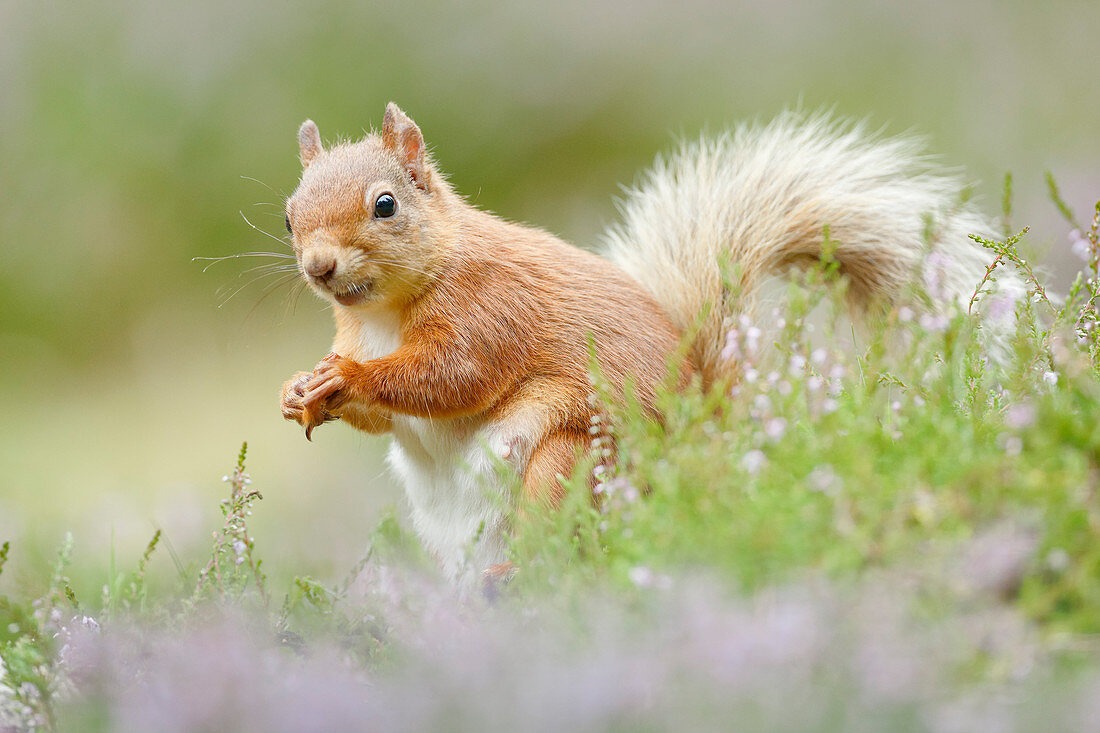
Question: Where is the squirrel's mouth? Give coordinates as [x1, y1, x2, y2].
[330, 280, 374, 307]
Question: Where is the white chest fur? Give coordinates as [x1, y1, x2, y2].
[387, 415, 514, 582]
[343, 305, 403, 361]
[339, 305, 529, 584]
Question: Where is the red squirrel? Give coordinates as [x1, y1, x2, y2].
[279, 103, 1017, 584]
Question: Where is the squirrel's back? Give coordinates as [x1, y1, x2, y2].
[602, 112, 1020, 384]
[439, 207, 684, 408]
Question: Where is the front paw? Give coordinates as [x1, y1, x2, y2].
[300, 354, 368, 439]
[282, 370, 337, 436]
[280, 371, 314, 424]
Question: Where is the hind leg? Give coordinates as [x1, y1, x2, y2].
[521, 429, 589, 508]
[481, 429, 588, 597]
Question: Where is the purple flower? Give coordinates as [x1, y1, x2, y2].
[764, 418, 787, 440]
[1005, 403, 1036, 429]
[741, 449, 767, 474]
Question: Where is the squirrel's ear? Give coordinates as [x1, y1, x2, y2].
[298, 120, 323, 167]
[381, 102, 430, 192]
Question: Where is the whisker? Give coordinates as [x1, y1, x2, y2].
[194, 251, 296, 273]
[245, 272, 301, 319]
[286, 280, 310, 317]
[216, 276, 275, 305]
[236, 262, 299, 279]
[239, 175, 287, 200]
[240, 211, 294, 250]
[218, 271, 299, 308]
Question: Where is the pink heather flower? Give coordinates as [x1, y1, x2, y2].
[1070, 230, 1091, 261]
[1005, 403, 1036, 429]
[721, 328, 743, 361]
[741, 449, 767, 474]
[923, 251, 952, 298]
[822, 398, 839, 414]
[807, 464, 842, 495]
[898, 306, 915, 323]
[811, 348, 827, 365]
[918, 313, 950, 332]
[764, 418, 787, 440]
[743, 368, 759, 383]
[985, 293, 1016, 324]
[1042, 371, 1058, 387]
[628, 566, 654, 588]
[789, 354, 807, 373]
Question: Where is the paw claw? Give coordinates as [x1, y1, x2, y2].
[283, 358, 362, 441]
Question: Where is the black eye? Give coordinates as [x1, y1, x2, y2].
[285, 215, 292, 234]
[374, 193, 397, 218]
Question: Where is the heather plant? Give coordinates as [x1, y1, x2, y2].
[192, 443, 268, 606]
[3, 187, 1100, 731]
[507, 183, 1100, 632]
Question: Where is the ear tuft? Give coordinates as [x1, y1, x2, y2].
[381, 103, 430, 191]
[298, 120, 323, 167]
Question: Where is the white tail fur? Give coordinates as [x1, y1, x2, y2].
[602, 112, 1020, 384]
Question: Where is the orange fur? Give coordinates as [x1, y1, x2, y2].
[522, 430, 589, 507]
[284, 106, 687, 490]
[296, 206, 686, 476]
[280, 104, 689, 580]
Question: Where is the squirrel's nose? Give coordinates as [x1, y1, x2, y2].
[303, 252, 337, 281]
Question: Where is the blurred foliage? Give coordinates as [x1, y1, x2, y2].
[6, 229, 1100, 727]
[2, 0, 1098, 364]
[3, 2, 1100, 726]
[0, 0, 1097, 594]
[508, 183, 1099, 625]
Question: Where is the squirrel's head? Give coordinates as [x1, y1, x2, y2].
[285, 103, 447, 309]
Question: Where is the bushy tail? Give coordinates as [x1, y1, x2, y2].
[601, 111, 1020, 385]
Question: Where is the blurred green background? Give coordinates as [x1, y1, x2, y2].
[1, 0, 1097, 594]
